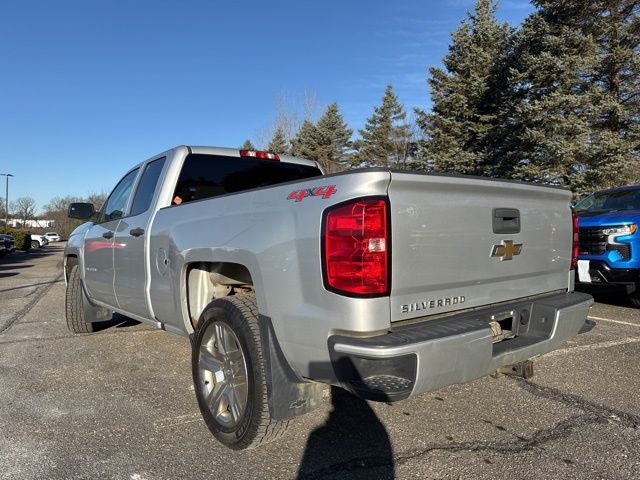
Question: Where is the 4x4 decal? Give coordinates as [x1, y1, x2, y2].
[287, 185, 337, 202]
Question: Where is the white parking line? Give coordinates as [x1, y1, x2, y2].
[546, 337, 640, 357]
[588, 315, 640, 327]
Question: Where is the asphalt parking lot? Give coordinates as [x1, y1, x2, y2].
[1, 246, 639, 480]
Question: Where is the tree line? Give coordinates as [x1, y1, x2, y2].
[8, 0, 639, 232]
[247, 0, 639, 197]
[0, 192, 107, 238]
[0, 196, 37, 223]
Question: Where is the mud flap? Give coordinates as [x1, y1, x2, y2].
[259, 315, 324, 420]
[81, 283, 112, 323]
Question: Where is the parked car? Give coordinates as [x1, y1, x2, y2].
[65, 145, 592, 450]
[30, 234, 49, 249]
[574, 185, 640, 306]
[0, 242, 5, 257]
[0, 233, 16, 254]
[44, 232, 61, 242]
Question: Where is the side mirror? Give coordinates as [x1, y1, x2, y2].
[68, 203, 95, 220]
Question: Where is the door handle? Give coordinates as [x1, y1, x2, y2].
[129, 227, 145, 237]
[492, 208, 520, 234]
[102, 231, 114, 239]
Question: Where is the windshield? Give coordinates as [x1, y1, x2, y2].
[575, 189, 640, 213]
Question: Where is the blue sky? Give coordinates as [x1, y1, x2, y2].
[0, 0, 533, 214]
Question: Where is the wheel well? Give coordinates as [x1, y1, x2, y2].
[186, 262, 254, 328]
[65, 255, 78, 282]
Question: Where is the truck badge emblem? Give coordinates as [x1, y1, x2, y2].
[491, 240, 523, 261]
[287, 185, 337, 202]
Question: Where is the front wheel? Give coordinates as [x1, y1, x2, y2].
[31, 240, 39, 249]
[629, 291, 640, 308]
[65, 265, 96, 333]
[192, 295, 289, 450]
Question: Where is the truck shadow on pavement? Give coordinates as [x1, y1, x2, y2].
[92, 313, 142, 332]
[0, 263, 34, 271]
[0, 245, 63, 266]
[0, 248, 56, 277]
[297, 388, 394, 479]
[575, 284, 635, 308]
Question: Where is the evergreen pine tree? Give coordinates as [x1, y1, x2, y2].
[314, 102, 353, 173]
[495, 1, 599, 189]
[581, 0, 640, 190]
[497, 0, 639, 194]
[290, 120, 320, 160]
[353, 84, 411, 168]
[267, 127, 288, 154]
[416, 0, 512, 176]
[240, 139, 255, 150]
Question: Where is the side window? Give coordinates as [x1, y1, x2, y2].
[130, 157, 166, 216]
[172, 154, 321, 205]
[101, 168, 140, 223]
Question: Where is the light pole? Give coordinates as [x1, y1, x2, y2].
[0, 173, 13, 227]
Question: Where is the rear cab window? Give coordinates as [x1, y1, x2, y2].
[172, 154, 322, 205]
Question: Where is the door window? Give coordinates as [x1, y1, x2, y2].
[100, 168, 140, 223]
[130, 157, 166, 216]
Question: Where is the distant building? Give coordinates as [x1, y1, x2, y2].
[6, 219, 56, 229]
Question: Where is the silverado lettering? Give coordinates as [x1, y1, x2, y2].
[401, 296, 466, 313]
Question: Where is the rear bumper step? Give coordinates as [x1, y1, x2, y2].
[329, 291, 593, 401]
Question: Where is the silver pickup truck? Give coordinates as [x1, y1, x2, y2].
[65, 146, 593, 449]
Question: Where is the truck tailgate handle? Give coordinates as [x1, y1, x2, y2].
[493, 208, 520, 234]
[129, 227, 145, 237]
[102, 231, 114, 239]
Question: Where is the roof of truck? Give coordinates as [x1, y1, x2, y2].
[186, 145, 320, 170]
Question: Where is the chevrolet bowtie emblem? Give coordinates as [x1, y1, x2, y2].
[491, 240, 523, 261]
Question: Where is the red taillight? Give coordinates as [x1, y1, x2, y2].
[240, 149, 280, 161]
[323, 198, 389, 296]
[571, 208, 579, 270]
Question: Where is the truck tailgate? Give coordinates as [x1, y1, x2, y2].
[388, 172, 573, 322]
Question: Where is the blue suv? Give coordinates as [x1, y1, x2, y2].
[575, 185, 640, 306]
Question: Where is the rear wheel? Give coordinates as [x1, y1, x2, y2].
[31, 240, 39, 249]
[192, 295, 289, 450]
[65, 265, 96, 333]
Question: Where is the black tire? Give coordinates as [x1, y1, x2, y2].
[192, 295, 289, 450]
[31, 240, 39, 249]
[629, 292, 640, 308]
[65, 265, 96, 334]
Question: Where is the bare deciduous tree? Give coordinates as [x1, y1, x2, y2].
[255, 89, 321, 150]
[41, 191, 108, 238]
[86, 191, 108, 211]
[42, 195, 82, 238]
[11, 196, 37, 221]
